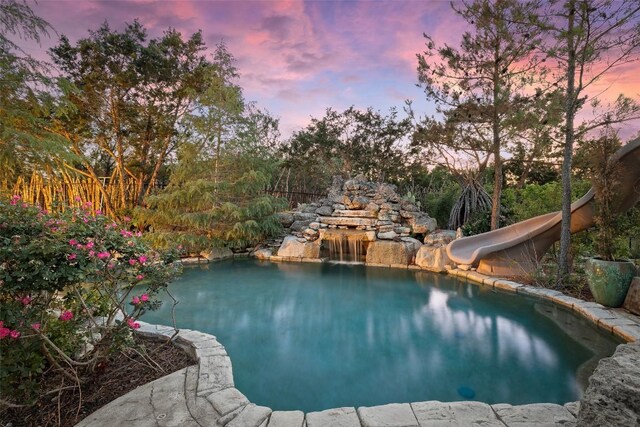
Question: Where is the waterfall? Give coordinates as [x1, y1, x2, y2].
[325, 232, 366, 263]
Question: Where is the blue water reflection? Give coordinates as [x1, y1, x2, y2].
[141, 259, 620, 412]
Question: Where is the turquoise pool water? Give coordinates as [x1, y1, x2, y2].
[140, 259, 620, 412]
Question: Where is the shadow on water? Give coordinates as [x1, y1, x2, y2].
[141, 259, 621, 412]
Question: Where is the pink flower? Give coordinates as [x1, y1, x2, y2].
[127, 318, 140, 329]
[74, 196, 82, 202]
[120, 230, 133, 238]
[67, 253, 77, 260]
[88, 250, 96, 257]
[9, 330, 20, 339]
[132, 296, 140, 305]
[97, 251, 110, 259]
[138, 255, 148, 264]
[0, 328, 10, 339]
[69, 239, 77, 246]
[128, 258, 137, 266]
[95, 209, 102, 215]
[59, 310, 73, 321]
[86, 241, 94, 249]
[21, 203, 28, 208]
[135, 231, 142, 237]
[0, 321, 3, 328]
[136, 274, 144, 281]
[107, 262, 116, 269]
[21, 296, 32, 306]
[140, 294, 149, 302]
[31, 323, 41, 331]
[9, 195, 20, 205]
[76, 244, 84, 249]
[123, 216, 131, 223]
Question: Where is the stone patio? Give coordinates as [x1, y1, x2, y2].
[76, 267, 640, 427]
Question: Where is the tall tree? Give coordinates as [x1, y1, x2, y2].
[281, 106, 411, 193]
[416, 0, 546, 230]
[0, 0, 71, 181]
[546, 0, 640, 279]
[49, 21, 214, 214]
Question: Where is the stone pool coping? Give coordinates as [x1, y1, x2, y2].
[76, 261, 640, 426]
[77, 321, 583, 427]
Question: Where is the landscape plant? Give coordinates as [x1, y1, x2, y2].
[584, 132, 623, 261]
[0, 197, 181, 407]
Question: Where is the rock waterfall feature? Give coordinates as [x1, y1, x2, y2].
[269, 175, 455, 270]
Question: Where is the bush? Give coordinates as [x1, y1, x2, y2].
[0, 197, 181, 405]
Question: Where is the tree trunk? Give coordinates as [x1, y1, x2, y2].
[490, 31, 502, 231]
[558, 0, 576, 281]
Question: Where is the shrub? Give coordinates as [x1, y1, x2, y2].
[0, 197, 181, 405]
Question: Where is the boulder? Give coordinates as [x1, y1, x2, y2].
[377, 231, 398, 240]
[276, 212, 294, 227]
[253, 248, 272, 260]
[400, 210, 418, 219]
[301, 203, 319, 214]
[381, 202, 401, 211]
[400, 200, 419, 212]
[200, 247, 233, 261]
[290, 220, 313, 232]
[577, 340, 640, 426]
[303, 228, 319, 240]
[400, 237, 422, 253]
[277, 236, 320, 259]
[424, 230, 457, 246]
[315, 206, 334, 216]
[409, 215, 437, 234]
[623, 277, 640, 315]
[293, 212, 317, 222]
[415, 245, 453, 272]
[377, 211, 391, 221]
[365, 202, 380, 213]
[346, 195, 370, 210]
[366, 240, 414, 265]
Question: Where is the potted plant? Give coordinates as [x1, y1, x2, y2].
[583, 132, 636, 307]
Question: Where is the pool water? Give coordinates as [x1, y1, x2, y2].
[140, 259, 620, 412]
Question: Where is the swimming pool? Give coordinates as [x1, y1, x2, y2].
[140, 259, 620, 412]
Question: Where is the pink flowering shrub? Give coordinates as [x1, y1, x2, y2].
[0, 198, 181, 404]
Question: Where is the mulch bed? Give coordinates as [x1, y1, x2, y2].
[1, 335, 195, 427]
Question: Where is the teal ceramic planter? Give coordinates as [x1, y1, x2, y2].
[585, 258, 636, 307]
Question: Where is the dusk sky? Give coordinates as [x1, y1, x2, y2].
[26, 0, 640, 139]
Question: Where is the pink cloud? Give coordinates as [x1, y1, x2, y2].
[21, 0, 640, 140]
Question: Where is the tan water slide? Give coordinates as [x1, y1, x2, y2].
[446, 138, 640, 277]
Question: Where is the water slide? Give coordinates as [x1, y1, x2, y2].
[446, 138, 640, 277]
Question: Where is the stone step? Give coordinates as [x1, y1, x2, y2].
[318, 217, 377, 227]
[332, 209, 378, 218]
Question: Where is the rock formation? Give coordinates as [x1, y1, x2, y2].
[577, 340, 640, 426]
[275, 175, 451, 268]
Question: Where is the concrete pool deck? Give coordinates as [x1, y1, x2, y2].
[76, 267, 640, 427]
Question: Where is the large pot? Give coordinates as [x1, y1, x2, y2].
[585, 258, 636, 307]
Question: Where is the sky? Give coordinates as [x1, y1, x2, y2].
[24, 0, 640, 140]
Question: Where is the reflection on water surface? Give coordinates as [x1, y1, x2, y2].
[141, 259, 620, 412]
